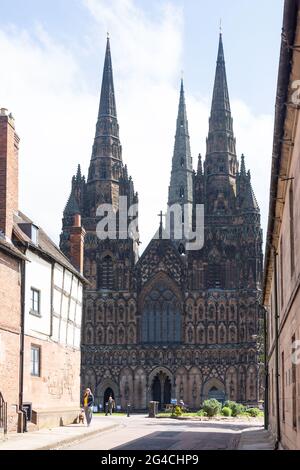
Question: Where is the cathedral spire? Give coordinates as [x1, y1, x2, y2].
[98, 37, 117, 119]
[197, 153, 203, 175]
[167, 79, 193, 244]
[88, 37, 122, 186]
[168, 79, 193, 208]
[204, 33, 238, 208]
[209, 32, 231, 132]
[240, 153, 246, 176]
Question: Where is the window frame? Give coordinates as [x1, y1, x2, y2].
[30, 287, 41, 316]
[30, 345, 41, 377]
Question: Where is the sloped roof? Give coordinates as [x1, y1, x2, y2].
[13, 211, 86, 282]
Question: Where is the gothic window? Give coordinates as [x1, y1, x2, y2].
[179, 186, 184, 198]
[98, 255, 114, 290]
[180, 158, 184, 168]
[141, 283, 181, 344]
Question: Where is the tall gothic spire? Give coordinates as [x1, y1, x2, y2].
[168, 79, 193, 207]
[204, 33, 238, 200]
[88, 37, 122, 185]
[167, 79, 193, 242]
[98, 37, 117, 118]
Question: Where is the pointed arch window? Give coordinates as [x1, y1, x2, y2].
[98, 255, 114, 290]
[179, 186, 185, 198]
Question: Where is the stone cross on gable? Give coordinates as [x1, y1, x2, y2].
[157, 210, 167, 238]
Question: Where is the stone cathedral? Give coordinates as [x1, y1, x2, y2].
[60, 34, 263, 411]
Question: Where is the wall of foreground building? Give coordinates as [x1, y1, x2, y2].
[0, 247, 22, 432]
[264, 0, 300, 450]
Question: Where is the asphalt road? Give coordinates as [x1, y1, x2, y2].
[61, 415, 257, 450]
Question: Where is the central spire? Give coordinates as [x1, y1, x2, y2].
[88, 37, 122, 185]
[204, 33, 238, 202]
[98, 37, 117, 118]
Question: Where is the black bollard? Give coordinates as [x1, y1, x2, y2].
[127, 403, 131, 417]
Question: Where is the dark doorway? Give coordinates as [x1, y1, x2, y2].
[208, 386, 225, 404]
[103, 387, 114, 411]
[163, 377, 171, 405]
[151, 372, 172, 410]
[152, 376, 161, 403]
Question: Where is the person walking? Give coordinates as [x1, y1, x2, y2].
[106, 395, 114, 416]
[83, 388, 94, 427]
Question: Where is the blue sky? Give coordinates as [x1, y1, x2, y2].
[0, 0, 284, 247]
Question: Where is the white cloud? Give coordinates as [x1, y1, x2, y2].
[0, 0, 272, 252]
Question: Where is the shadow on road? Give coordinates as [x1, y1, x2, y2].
[113, 430, 241, 451]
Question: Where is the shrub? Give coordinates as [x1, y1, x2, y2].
[246, 407, 261, 417]
[224, 400, 245, 417]
[172, 406, 183, 417]
[202, 399, 222, 417]
[196, 409, 208, 417]
[221, 406, 232, 417]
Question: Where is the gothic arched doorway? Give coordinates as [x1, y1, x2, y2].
[103, 387, 114, 411]
[151, 371, 172, 410]
[202, 378, 226, 404]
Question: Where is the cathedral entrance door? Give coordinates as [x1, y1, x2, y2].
[103, 387, 115, 411]
[151, 372, 172, 410]
[152, 376, 161, 404]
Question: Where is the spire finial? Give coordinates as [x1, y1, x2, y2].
[107, 31, 110, 39]
[219, 18, 222, 35]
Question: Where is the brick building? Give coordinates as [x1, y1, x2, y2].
[0, 108, 85, 431]
[0, 108, 24, 432]
[61, 36, 263, 411]
[263, 0, 300, 450]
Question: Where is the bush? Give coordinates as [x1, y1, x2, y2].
[196, 409, 208, 417]
[246, 407, 261, 417]
[221, 406, 232, 417]
[224, 400, 245, 417]
[202, 399, 222, 417]
[172, 406, 183, 417]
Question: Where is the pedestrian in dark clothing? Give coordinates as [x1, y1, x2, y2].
[83, 388, 94, 426]
[106, 395, 115, 416]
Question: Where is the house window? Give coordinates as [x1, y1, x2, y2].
[30, 288, 40, 315]
[31, 345, 41, 377]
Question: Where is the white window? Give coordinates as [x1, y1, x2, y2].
[30, 345, 41, 376]
[30, 288, 41, 315]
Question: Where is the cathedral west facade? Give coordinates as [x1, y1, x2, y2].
[60, 34, 263, 411]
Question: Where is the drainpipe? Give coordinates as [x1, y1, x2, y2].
[18, 258, 26, 432]
[273, 248, 281, 448]
[262, 304, 269, 430]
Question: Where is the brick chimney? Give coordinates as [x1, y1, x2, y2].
[69, 214, 85, 274]
[0, 108, 19, 240]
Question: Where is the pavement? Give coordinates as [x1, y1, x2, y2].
[0, 415, 275, 451]
[237, 425, 275, 450]
[0, 415, 119, 450]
